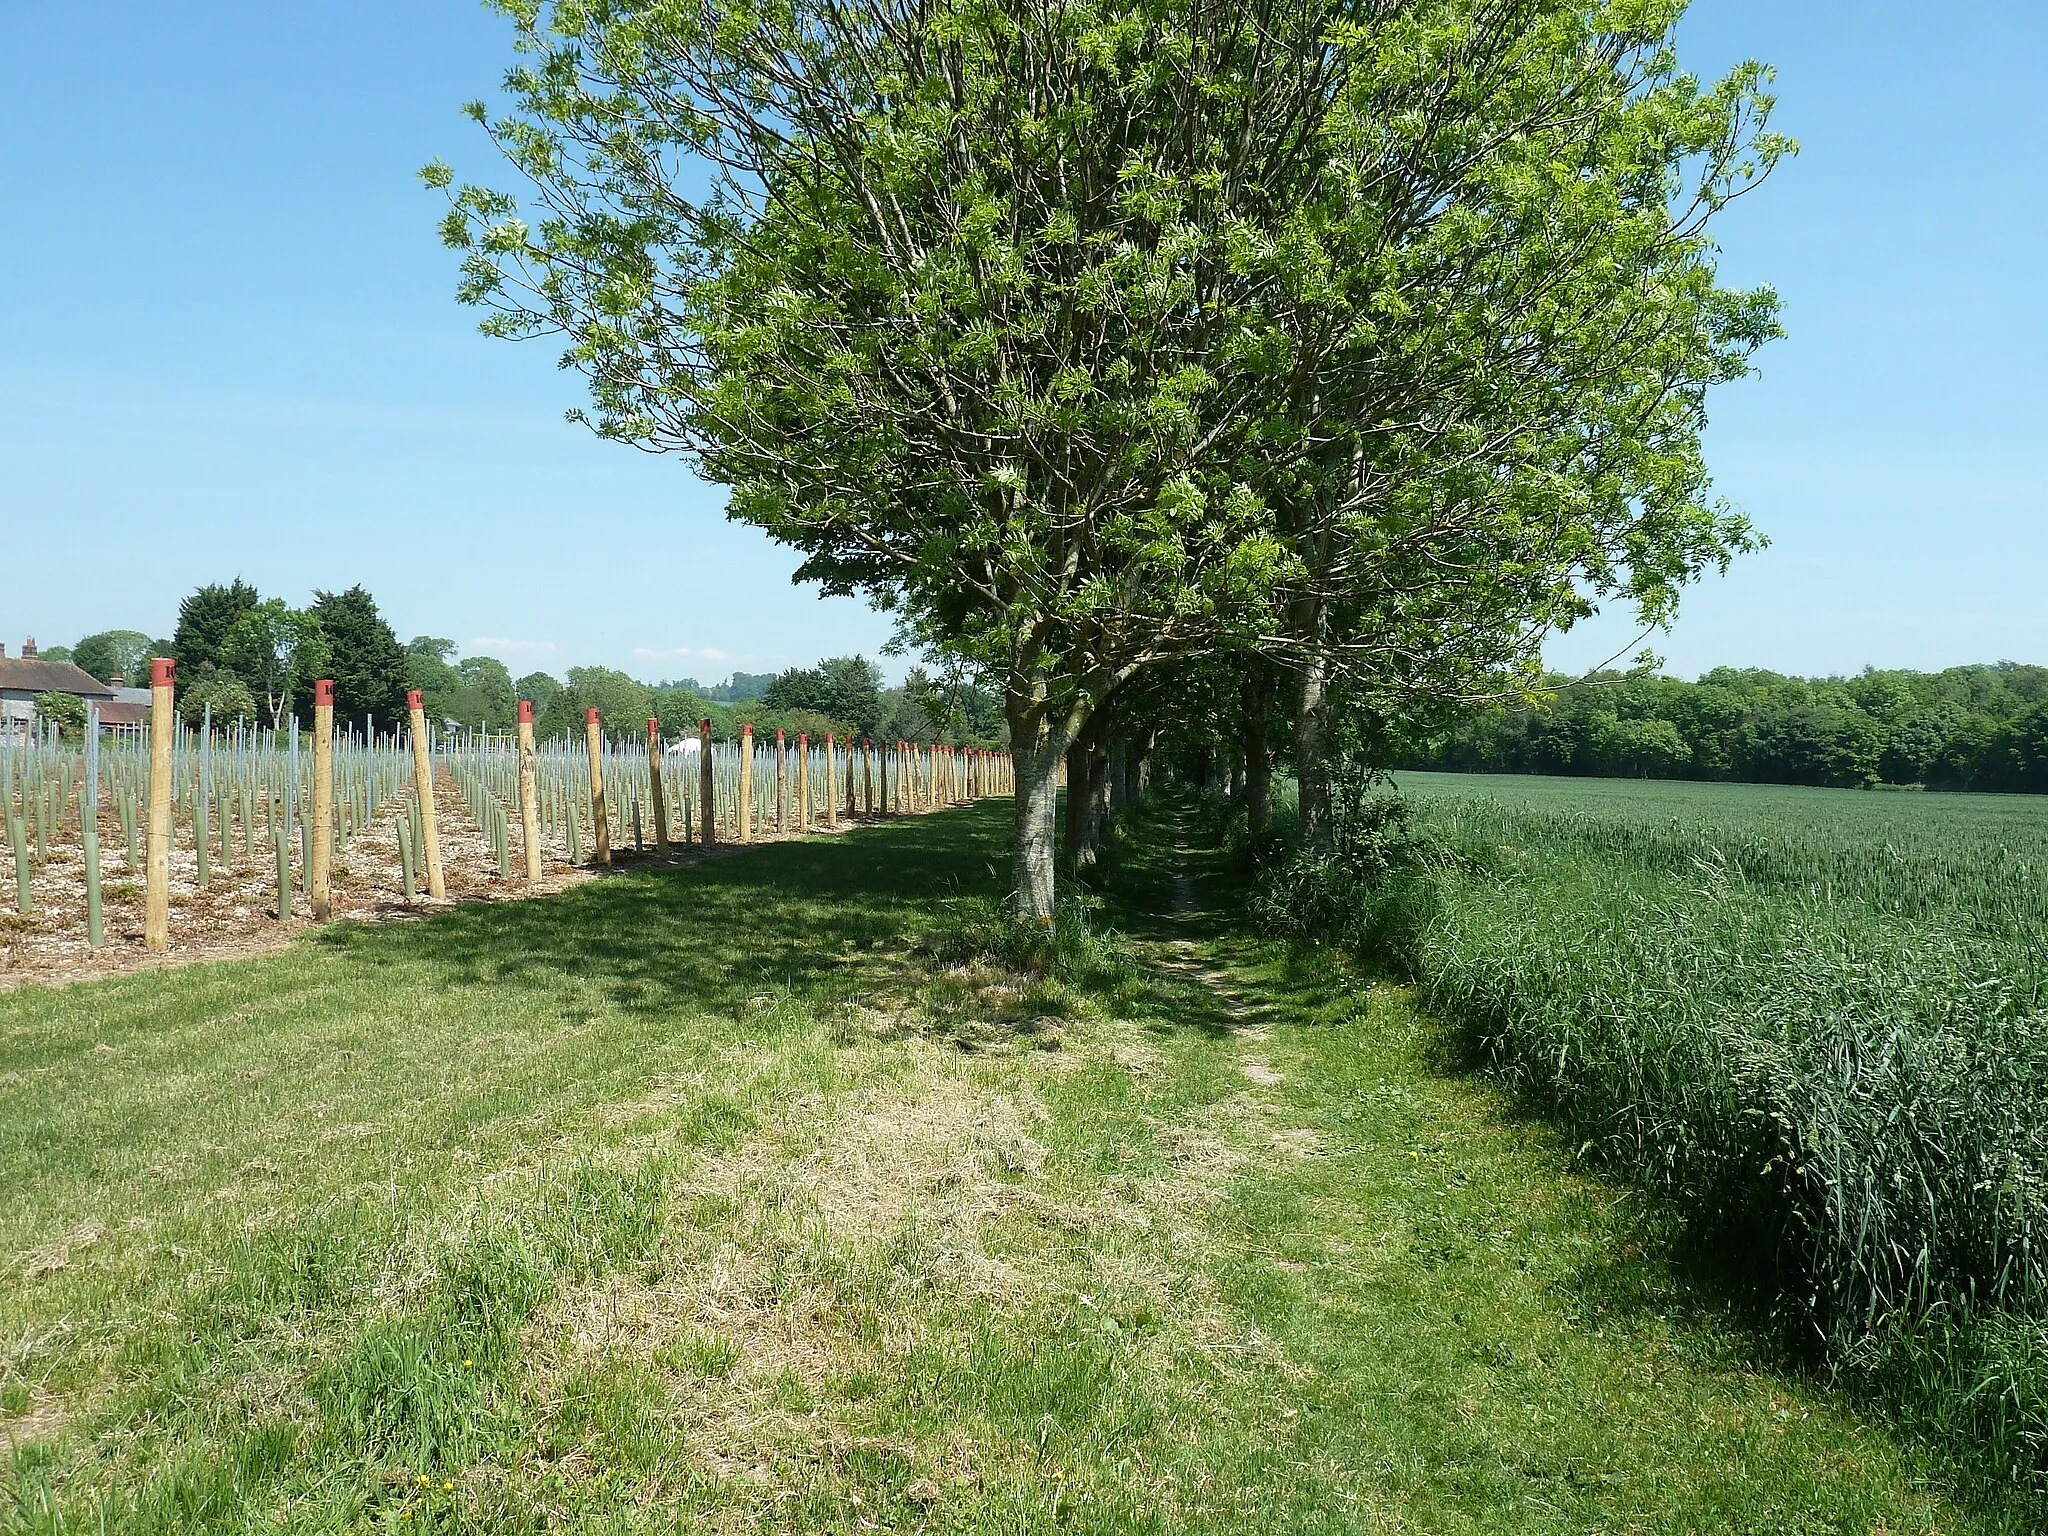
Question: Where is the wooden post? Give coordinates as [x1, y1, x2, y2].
[698, 717, 716, 845]
[311, 679, 334, 920]
[406, 689, 446, 899]
[775, 727, 788, 834]
[824, 733, 838, 829]
[738, 722, 754, 841]
[143, 658, 175, 952]
[83, 701, 104, 947]
[518, 700, 542, 880]
[796, 733, 810, 832]
[861, 738, 874, 815]
[879, 739, 890, 816]
[585, 708, 611, 865]
[647, 717, 669, 851]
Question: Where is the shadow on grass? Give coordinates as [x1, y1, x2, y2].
[312, 805, 1019, 1022]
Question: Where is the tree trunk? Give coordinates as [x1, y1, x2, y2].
[1063, 727, 1099, 870]
[1008, 685, 1076, 928]
[1294, 650, 1333, 853]
[1128, 726, 1155, 803]
[1066, 710, 1116, 870]
[1242, 670, 1275, 838]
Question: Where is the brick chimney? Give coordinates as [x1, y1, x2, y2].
[110, 672, 124, 689]
[21, 636, 35, 659]
[0, 643, 7, 658]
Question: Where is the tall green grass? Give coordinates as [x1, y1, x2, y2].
[1251, 771, 2048, 1484]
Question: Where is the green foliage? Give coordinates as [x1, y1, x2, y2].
[403, 638, 516, 730]
[176, 665, 259, 727]
[435, 0, 1788, 921]
[310, 586, 409, 729]
[171, 579, 263, 677]
[762, 655, 883, 738]
[70, 630, 157, 686]
[32, 692, 86, 738]
[1249, 773, 1438, 955]
[220, 602, 330, 729]
[514, 669, 561, 721]
[923, 889, 1131, 991]
[455, 655, 517, 729]
[537, 665, 654, 738]
[1407, 664, 2048, 792]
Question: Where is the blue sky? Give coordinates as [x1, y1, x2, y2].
[2, 2, 2042, 684]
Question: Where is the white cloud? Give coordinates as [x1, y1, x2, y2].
[469, 636, 558, 655]
[633, 646, 730, 665]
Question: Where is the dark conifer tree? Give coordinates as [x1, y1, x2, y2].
[309, 586, 410, 729]
[170, 579, 262, 677]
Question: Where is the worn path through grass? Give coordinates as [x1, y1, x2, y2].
[0, 802, 2033, 1532]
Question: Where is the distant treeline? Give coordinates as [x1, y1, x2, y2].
[46, 579, 1007, 747]
[1402, 665, 2048, 792]
[411, 646, 1006, 748]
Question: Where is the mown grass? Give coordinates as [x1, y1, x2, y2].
[2, 802, 2037, 1530]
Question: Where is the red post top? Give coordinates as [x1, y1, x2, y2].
[647, 716, 658, 733]
[586, 707, 599, 725]
[775, 727, 784, 743]
[742, 721, 753, 737]
[798, 733, 808, 747]
[314, 678, 334, 708]
[407, 689, 423, 711]
[826, 732, 835, 745]
[700, 717, 711, 732]
[862, 736, 870, 747]
[518, 699, 533, 723]
[150, 657, 175, 688]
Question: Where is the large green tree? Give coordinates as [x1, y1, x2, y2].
[311, 587, 411, 729]
[71, 630, 159, 686]
[762, 656, 885, 739]
[220, 603, 331, 730]
[435, 0, 1783, 917]
[171, 580, 263, 678]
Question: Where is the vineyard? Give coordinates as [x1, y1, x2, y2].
[0, 675, 1012, 984]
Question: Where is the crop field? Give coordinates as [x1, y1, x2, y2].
[1380, 771, 2048, 1479]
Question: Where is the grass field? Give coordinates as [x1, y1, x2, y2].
[1365, 772, 2048, 1487]
[3, 801, 2040, 1532]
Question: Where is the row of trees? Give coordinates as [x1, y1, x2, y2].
[46, 583, 414, 732]
[1400, 664, 2048, 793]
[405, 644, 1006, 746]
[439, 0, 1790, 919]
[52, 581, 1003, 747]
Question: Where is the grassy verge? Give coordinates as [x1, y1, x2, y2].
[1243, 774, 2048, 1498]
[2, 803, 2035, 1530]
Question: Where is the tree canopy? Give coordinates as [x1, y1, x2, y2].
[171, 579, 262, 678]
[436, 0, 1788, 918]
[71, 630, 161, 686]
[311, 586, 411, 730]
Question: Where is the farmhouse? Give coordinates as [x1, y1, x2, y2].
[0, 637, 148, 734]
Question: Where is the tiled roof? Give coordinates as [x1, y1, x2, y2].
[0, 658, 115, 697]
